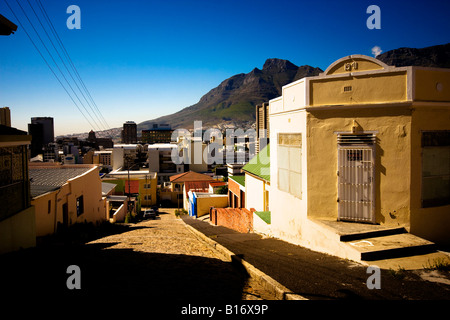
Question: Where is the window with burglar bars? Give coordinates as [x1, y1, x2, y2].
[0, 145, 30, 221]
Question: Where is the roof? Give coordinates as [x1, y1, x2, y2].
[229, 175, 245, 187]
[107, 195, 127, 201]
[30, 165, 95, 198]
[242, 144, 270, 182]
[0, 14, 17, 36]
[184, 181, 211, 195]
[102, 182, 116, 196]
[170, 171, 214, 183]
[209, 181, 227, 187]
[0, 124, 27, 135]
[0, 124, 31, 145]
[107, 169, 157, 179]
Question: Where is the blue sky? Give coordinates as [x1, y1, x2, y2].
[1, 0, 450, 136]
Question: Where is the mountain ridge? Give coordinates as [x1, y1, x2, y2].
[67, 43, 450, 139]
[376, 43, 450, 68]
[139, 42, 450, 131]
[137, 58, 323, 131]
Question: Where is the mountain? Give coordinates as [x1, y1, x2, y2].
[139, 43, 450, 132]
[138, 59, 323, 131]
[72, 43, 450, 138]
[376, 43, 450, 68]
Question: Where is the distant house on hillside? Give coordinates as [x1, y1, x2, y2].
[168, 171, 214, 209]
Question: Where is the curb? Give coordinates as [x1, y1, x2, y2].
[182, 220, 307, 300]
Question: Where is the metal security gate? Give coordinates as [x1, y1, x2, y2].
[337, 134, 376, 223]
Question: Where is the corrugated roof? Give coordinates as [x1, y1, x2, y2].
[242, 144, 270, 182]
[209, 181, 227, 187]
[184, 181, 211, 196]
[228, 175, 245, 187]
[102, 182, 116, 196]
[30, 166, 94, 197]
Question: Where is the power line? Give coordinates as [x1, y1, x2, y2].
[3, 0, 98, 130]
[4, 0, 114, 137]
[26, 0, 107, 132]
[35, 0, 114, 136]
[14, 0, 103, 132]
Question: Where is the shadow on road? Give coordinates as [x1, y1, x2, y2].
[0, 241, 249, 302]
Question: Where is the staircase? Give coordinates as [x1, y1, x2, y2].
[339, 227, 436, 261]
[312, 219, 438, 263]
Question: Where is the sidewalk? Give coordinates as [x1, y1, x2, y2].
[182, 215, 450, 300]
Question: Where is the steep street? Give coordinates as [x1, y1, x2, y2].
[0, 209, 276, 302]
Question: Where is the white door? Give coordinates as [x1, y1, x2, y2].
[338, 146, 375, 223]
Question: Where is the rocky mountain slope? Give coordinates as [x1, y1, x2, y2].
[138, 59, 323, 130]
[75, 43, 449, 138]
[376, 43, 450, 68]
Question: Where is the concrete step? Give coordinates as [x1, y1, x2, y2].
[339, 226, 407, 242]
[346, 233, 436, 261]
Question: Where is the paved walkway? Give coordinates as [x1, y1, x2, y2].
[0, 209, 276, 301]
[182, 215, 450, 300]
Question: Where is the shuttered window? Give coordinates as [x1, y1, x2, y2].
[422, 131, 450, 208]
[277, 133, 302, 198]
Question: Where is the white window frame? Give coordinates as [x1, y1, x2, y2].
[277, 133, 302, 199]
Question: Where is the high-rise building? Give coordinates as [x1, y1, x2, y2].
[141, 123, 173, 144]
[30, 117, 54, 144]
[255, 102, 269, 154]
[28, 117, 54, 158]
[121, 121, 137, 144]
[0, 107, 11, 127]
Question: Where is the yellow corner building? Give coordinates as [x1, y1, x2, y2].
[267, 55, 450, 257]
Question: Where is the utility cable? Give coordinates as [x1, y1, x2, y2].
[3, 0, 97, 130]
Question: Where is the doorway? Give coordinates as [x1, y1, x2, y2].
[337, 134, 376, 223]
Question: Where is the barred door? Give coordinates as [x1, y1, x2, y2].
[337, 145, 375, 223]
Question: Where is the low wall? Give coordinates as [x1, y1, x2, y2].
[210, 207, 254, 233]
[0, 206, 36, 254]
[253, 212, 272, 236]
[111, 204, 126, 223]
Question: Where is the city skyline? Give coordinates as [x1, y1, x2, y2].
[1, 0, 450, 136]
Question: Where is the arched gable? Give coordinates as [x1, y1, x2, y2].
[322, 54, 391, 76]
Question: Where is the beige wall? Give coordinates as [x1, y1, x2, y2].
[306, 106, 413, 227]
[0, 206, 36, 254]
[32, 190, 57, 237]
[196, 194, 228, 217]
[310, 72, 408, 107]
[410, 104, 450, 245]
[32, 167, 106, 237]
[268, 108, 308, 244]
[245, 174, 267, 212]
[139, 177, 157, 207]
[414, 68, 450, 102]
